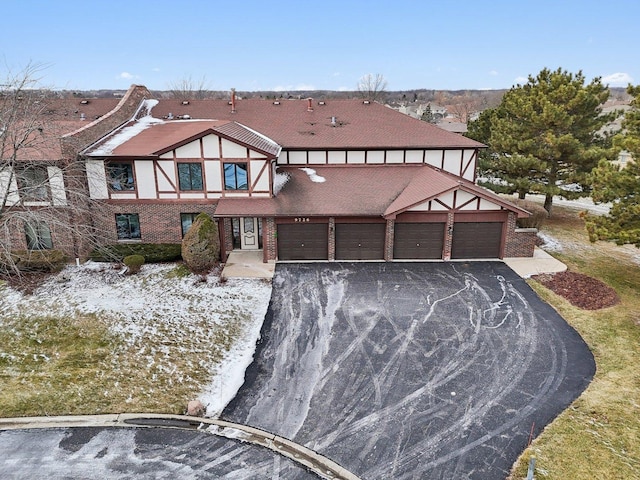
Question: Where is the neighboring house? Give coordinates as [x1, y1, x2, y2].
[435, 121, 468, 134]
[0, 87, 148, 258]
[78, 89, 534, 263]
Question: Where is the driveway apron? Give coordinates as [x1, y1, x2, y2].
[224, 262, 595, 479]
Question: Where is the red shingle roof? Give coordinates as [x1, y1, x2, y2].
[85, 119, 281, 157]
[215, 165, 529, 218]
[149, 99, 484, 150]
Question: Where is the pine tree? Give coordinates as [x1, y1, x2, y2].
[585, 85, 640, 247]
[467, 68, 618, 214]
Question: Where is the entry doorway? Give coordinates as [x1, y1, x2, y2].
[232, 217, 262, 250]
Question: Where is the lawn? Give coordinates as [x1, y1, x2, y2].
[0, 263, 272, 418]
[509, 206, 640, 479]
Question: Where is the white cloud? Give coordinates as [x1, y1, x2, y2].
[602, 72, 633, 86]
[118, 72, 135, 80]
[489, 70, 498, 76]
[514, 76, 528, 85]
[272, 83, 316, 92]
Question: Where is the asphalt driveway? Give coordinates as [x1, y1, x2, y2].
[224, 262, 595, 479]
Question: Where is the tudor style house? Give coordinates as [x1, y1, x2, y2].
[78, 88, 535, 263]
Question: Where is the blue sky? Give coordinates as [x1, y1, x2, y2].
[2, 0, 638, 92]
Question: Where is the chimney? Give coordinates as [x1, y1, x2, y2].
[231, 88, 237, 113]
[307, 97, 313, 112]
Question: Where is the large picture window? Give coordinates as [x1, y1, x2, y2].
[24, 222, 53, 250]
[107, 163, 135, 191]
[223, 163, 248, 190]
[17, 166, 49, 201]
[116, 213, 141, 240]
[178, 163, 203, 191]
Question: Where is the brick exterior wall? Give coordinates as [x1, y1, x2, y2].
[503, 212, 537, 257]
[264, 217, 277, 262]
[4, 208, 77, 258]
[384, 219, 395, 261]
[443, 212, 455, 260]
[328, 217, 336, 261]
[504, 228, 538, 257]
[91, 201, 218, 246]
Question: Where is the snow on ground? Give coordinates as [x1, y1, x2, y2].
[537, 232, 563, 252]
[526, 194, 612, 215]
[0, 262, 272, 417]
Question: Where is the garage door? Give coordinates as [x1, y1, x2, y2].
[451, 222, 502, 259]
[335, 223, 386, 260]
[277, 223, 328, 260]
[393, 223, 445, 259]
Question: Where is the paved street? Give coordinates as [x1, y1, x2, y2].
[224, 262, 595, 479]
[0, 425, 319, 479]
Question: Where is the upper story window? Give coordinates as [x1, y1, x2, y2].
[107, 163, 135, 191]
[24, 221, 53, 250]
[17, 166, 49, 201]
[177, 163, 203, 191]
[115, 213, 141, 240]
[223, 163, 248, 190]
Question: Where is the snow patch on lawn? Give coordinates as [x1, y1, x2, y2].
[0, 262, 271, 417]
[538, 232, 563, 252]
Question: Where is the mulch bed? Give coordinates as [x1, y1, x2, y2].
[533, 271, 620, 310]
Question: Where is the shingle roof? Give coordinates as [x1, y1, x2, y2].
[149, 99, 485, 150]
[215, 165, 527, 218]
[84, 119, 281, 157]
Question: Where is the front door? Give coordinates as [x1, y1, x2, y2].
[240, 217, 259, 250]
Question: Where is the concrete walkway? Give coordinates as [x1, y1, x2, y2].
[504, 247, 567, 278]
[221, 250, 275, 280]
[221, 247, 567, 280]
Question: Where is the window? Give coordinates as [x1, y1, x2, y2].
[17, 166, 49, 201]
[107, 163, 135, 191]
[115, 213, 141, 240]
[180, 213, 199, 237]
[223, 163, 248, 190]
[178, 163, 203, 191]
[24, 222, 53, 250]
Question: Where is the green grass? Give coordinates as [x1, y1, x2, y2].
[509, 207, 640, 479]
[0, 266, 259, 417]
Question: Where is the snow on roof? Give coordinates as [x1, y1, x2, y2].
[87, 115, 165, 156]
[300, 167, 326, 183]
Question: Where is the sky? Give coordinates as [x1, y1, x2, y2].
[2, 0, 639, 92]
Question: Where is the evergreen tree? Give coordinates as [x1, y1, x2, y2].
[421, 103, 436, 124]
[181, 212, 220, 273]
[585, 85, 640, 247]
[467, 68, 618, 214]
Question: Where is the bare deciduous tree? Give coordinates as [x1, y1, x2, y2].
[357, 73, 388, 102]
[167, 75, 212, 100]
[0, 63, 102, 275]
[447, 94, 484, 123]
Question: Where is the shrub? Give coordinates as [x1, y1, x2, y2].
[9, 250, 68, 272]
[182, 213, 220, 274]
[89, 243, 182, 263]
[123, 254, 145, 274]
[510, 199, 548, 229]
